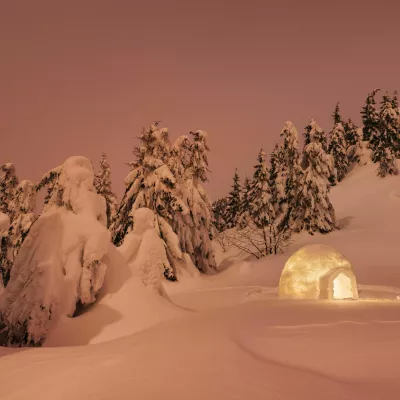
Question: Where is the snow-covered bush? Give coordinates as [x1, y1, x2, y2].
[0, 157, 110, 346]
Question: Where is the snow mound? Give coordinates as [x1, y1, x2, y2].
[46, 208, 187, 346]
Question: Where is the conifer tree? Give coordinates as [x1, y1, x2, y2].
[94, 153, 118, 228]
[212, 197, 228, 232]
[224, 170, 242, 229]
[344, 119, 363, 165]
[303, 119, 328, 151]
[328, 122, 349, 181]
[0, 164, 18, 215]
[290, 141, 336, 234]
[279, 122, 302, 214]
[370, 92, 400, 176]
[268, 144, 284, 214]
[238, 176, 252, 228]
[8, 180, 36, 260]
[361, 88, 380, 142]
[332, 102, 343, 125]
[184, 130, 216, 273]
[168, 135, 194, 257]
[111, 123, 188, 280]
[303, 119, 336, 185]
[248, 149, 275, 229]
[0, 164, 19, 286]
[34, 166, 62, 213]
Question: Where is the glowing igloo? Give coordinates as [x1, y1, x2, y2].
[278, 244, 358, 300]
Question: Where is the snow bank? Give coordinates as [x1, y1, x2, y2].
[45, 208, 186, 346]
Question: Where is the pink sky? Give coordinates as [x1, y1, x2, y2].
[1, 0, 399, 200]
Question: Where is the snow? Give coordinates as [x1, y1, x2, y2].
[3, 160, 400, 398]
[0, 212, 10, 237]
[0, 157, 111, 345]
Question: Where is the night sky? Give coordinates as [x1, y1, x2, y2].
[1, 0, 399, 199]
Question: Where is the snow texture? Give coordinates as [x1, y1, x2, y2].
[3, 157, 400, 399]
[0, 213, 10, 238]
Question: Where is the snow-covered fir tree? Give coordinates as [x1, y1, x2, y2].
[0, 164, 19, 215]
[328, 122, 348, 182]
[212, 197, 228, 232]
[248, 149, 275, 229]
[0, 164, 19, 286]
[279, 121, 302, 214]
[290, 141, 336, 234]
[94, 153, 118, 228]
[184, 130, 216, 273]
[238, 176, 252, 228]
[111, 123, 188, 280]
[344, 119, 363, 165]
[167, 134, 194, 258]
[112, 124, 216, 277]
[8, 180, 36, 261]
[224, 170, 242, 229]
[303, 119, 328, 151]
[34, 166, 62, 213]
[303, 119, 336, 185]
[361, 88, 380, 142]
[370, 92, 400, 177]
[0, 157, 110, 346]
[268, 144, 284, 215]
[374, 147, 397, 177]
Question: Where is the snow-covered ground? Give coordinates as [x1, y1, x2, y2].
[2, 161, 400, 399]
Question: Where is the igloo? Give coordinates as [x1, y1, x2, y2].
[278, 244, 358, 300]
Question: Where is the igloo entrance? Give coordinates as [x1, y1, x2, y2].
[332, 273, 353, 300]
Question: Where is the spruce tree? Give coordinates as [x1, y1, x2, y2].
[212, 197, 228, 232]
[370, 92, 400, 176]
[303, 119, 336, 185]
[361, 88, 380, 142]
[8, 180, 36, 261]
[344, 119, 363, 165]
[304, 119, 328, 151]
[224, 170, 242, 229]
[238, 176, 252, 228]
[332, 102, 343, 125]
[111, 123, 187, 280]
[0, 164, 19, 286]
[328, 122, 349, 181]
[248, 149, 275, 229]
[279, 121, 302, 214]
[94, 153, 118, 228]
[291, 141, 336, 234]
[184, 130, 216, 273]
[268, 144, 284, 214]
[0, 164, 18, 215]
[168, 135, 194, 257]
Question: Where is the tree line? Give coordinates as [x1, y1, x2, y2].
[212, 89, 400, 257]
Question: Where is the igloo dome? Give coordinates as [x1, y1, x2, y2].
[278, 244, 358, 300]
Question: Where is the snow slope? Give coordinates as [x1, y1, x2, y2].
[2, 161, 400, 399]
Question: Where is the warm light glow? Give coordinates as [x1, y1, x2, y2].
[333, 273, 353, 299]
[278, 244, 358, 300]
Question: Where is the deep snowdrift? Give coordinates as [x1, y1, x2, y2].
[46, 208, 186, 346]
[2, 160, 400, 399]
